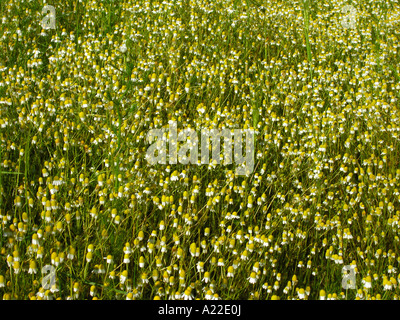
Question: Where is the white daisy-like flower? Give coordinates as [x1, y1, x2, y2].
[248, 272, 257, 284]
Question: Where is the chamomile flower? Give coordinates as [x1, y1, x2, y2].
[248, 272, 257, 284]
[120, 270, 128, 284]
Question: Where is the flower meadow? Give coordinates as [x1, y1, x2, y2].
[1, 0, 400, 300]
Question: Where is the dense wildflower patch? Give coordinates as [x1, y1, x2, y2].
[1, 0, 400, 300]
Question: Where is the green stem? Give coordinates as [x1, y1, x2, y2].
[24, 140, 30, 216]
